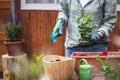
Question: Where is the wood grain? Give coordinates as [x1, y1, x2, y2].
[2, 54, 27, 80]
[43, 55, 75, 80]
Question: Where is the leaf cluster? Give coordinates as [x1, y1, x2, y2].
[21, 54, 45, 80]
[78, 14, 96, 39]
[3, 23, 22, 42]
[102, 61, 120, 80]
[95, 54, 120, 80]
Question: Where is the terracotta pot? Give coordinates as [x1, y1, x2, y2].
[43, 55, 75, 80]
[4, 40, 25, 56]
[71, 52, 120, 76]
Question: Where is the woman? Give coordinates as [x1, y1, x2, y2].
[51, 0, 117, 57]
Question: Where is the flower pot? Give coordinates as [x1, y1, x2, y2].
[4, 40, 25, 56]
[71, 52, 120, 76]
[43, 55, 75, 80]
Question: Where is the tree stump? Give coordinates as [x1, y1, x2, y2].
[2, 54, 28, 80]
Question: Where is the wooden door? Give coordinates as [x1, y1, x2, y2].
[0, 0, 10, 71]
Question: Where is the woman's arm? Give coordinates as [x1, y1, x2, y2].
[97, 0, 118, 37]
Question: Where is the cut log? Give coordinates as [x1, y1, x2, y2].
[2, 54, 28, 80]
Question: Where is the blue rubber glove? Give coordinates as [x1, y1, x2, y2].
[51, 19, 65, 43]
[91, 33, 101, 41]
[51, 32, 59, 43]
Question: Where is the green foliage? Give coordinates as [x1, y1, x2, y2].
[3, 23, 22, 42]
[103, 61, 120, 80]
[95, 54, 103, 62]
[27, 60, 43, 80]
[78, 14, 97, 39]
[95, 54, 120, 80]
[21, 54, 45, 80]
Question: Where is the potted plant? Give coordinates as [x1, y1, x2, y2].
[96, 51, 120, 80]
[2, 16, 24, 56]
[78, 13, 97, 45]
[71, 51, 120, 77]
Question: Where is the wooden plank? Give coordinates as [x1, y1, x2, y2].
[0, 0, 10, 71]
[20, 10, 66, 56]
[15, 0, 20, 10]
[2, 54, 27, 80]
[0, 0, 10, 9]
[0, 32, 7, 41]
[21, 11, 32, 56]
[19, 10, 120, 57]
[36, 11, 43, 53]
[0, 10, 10, 31]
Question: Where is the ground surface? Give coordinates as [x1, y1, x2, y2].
[72, 71, 105, 80]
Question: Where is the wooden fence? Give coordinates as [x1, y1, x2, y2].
[19, 10, 120, 56]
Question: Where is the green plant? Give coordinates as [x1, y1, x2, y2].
[21, 53, 45, 80]
[102, 61, 120, 80]
[95, 50, 120, 80]
[78, 13, 96, 39]
[27, 54, 45, 80]
[2, 16, 22, 42]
